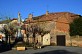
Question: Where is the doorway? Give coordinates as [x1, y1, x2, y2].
[56, 35, 66, 46]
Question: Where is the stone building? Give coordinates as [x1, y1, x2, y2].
[24, 11, 80, 46]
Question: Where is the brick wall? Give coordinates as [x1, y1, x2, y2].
[56, 22, 69, 32]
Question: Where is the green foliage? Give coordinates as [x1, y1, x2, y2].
[70, 16, 82, 36]
[0, 19, 11, 24]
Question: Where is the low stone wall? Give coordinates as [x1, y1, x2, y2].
[17, 47, 25, 51]
[70, 36, 82, 47]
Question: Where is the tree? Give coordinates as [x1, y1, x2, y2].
[1, 23, 17, 44]
[70, 16, 82, 36]
[26, 24, 50, 49]
[0, 16, 11, 43]
[0, 17, 17, 44]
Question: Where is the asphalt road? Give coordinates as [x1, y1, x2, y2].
[0, 46, 82, 54]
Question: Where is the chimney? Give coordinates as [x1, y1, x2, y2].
[46, 11, 49, 15]
[28, 14, 33, 19]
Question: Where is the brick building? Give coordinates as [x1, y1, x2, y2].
[24, 11, 80, 46]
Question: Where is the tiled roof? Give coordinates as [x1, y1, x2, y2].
[25, 12, 80, 24]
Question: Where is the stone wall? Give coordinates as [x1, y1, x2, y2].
[70, 36, 82, 47]
[37, 21, 55, 31]
[50, 29, 70, 46]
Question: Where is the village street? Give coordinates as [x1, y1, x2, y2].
[0, 46, 82, 54]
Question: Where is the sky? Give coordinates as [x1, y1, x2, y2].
[0, 0, 82, 20]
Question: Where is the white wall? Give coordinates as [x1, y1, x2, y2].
[43, 33, 50, 45]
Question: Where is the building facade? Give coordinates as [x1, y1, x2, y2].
[24, 11, 80, 46]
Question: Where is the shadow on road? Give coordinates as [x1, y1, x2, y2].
[0, 43, 11, 53]
[34, 50, 79, 54]
[0, 38, 23, 53]
[0, 39, 18, 53]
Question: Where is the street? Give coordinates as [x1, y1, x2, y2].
[0, 46, 82, 54]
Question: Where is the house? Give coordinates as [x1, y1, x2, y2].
[24, 11, 80, 46]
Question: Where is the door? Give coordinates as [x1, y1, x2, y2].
[56, 35, 66, 46]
